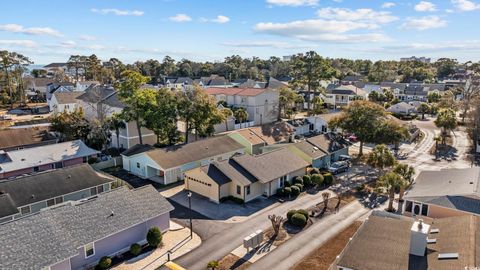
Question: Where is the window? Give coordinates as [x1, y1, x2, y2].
[20, 206, 31, 215]
[84, 242, 95, 258]
[136, 162, 140, 168]
[54, 162, 63, 169]
[97, 185, 104, 194]
[236, 185, 241, 195]
[90, 187, 98, 196]
[46, 199, 55, 207]
[405, 201, 413, 212]
[82, 156, 88, 163]
[421, 204, 429, 216]
[33, 166, 39, 172]
[413, 204, 421, 215]
[246, 186, 251, 195]
[55, 196, 63, 204]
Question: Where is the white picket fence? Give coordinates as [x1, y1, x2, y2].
[234, 121, 255, 130]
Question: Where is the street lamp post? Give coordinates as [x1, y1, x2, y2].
[187, 192, 193, 239]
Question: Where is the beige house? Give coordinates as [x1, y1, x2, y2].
[184, 148, 308, 203]
[403, 167, 480, 219]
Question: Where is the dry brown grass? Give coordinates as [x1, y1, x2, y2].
[218, 254, 251, 270]
[292, 221, 363, 270]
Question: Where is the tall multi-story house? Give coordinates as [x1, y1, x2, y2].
[205, 87, 279, 126]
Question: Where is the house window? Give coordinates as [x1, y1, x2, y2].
[82, 156, 88, 163]
[54, 162, 63, 169]
[136, 162, 140, 168]
[236, 185, 241, 195]
[90, 187, 98, 196]
[84, 242, 95, 258]
[33, 166, 39, 172]
[46, 199, 55, 207]
[97, 185, 104, 194]
[413, 204, 421, 215]
[246, 186, 251, 195]
[55, 196, 63, 204]
[20, 206, 31, 215]
[405, 201, 413, 212]
[421, 204, 429, 216]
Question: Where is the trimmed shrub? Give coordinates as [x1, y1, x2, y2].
[220, 196, 244, 204]
[294, 183, 304, 191]
[323, 173, 334, 186]
[291, 185, 300, 196]
[311, 174, 324, 186]
[97, 256, 112, 270]
[284, 181, 292, 187]
[296, 209, 309, 221]
[276, 188, 284, 196]
[130, 243, 142, 256]
[207, 260, 220, 269]
[284, 187, 292, 196]
[88, 157, 98, 164]
[291, 213, 307, 227]
[309, 168, 320, 175]
[302, 175, 312, 186]
[293, 177, 303, 185]
[147, 227, 163, 248]
[287, 209, 297, 222]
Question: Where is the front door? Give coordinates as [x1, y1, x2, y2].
[263, 184, 269, 196]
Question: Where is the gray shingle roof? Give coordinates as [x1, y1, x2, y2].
[232, 148, 308, 183]
[0, 193, 18, 217]
[209, 158, 258, 186]
[53, 91, 84, 104]
[0, 127, 56, 150]
[0, 185, 173, 269]
[306, 133, 350, 155]
[0, 164, 113, 216]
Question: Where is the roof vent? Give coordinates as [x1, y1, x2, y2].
[110, 210, 114, 217]
[21, 158, 25, 161]
[31, 194, 35, 199]
[427, 238, 437, 244]
[67, 175, 71, 179]
[430, 228, 439, 234]
[438, 253, 459, 260]
[470, 181, 474, 184]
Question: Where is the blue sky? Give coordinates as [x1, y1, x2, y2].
[1, 0, 479, 64]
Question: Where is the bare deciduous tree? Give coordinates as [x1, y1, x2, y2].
[268, 214, 284, 236]
[322, 192, 330, 210]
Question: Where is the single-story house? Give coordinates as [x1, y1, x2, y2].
[387, 102, 417, 116]
[184, 147, 309, 203]
[122, 136, 245, 185]
[49, 91, 84, 114]
[403, 167, 480, 219]
[0, 164, 114, 223]
[0, 140, 100, 179]
[335, 212, 480, 270]
[289, 133, 350, 168]
[228, 122, 294, 154]
[0, 185, 174, 270]
[286, 116, 327, 137]
[0, 127, 57, 151]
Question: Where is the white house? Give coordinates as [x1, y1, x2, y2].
[121, 136, 245, 185]
[324, 85, 367, 109]
[49, 91, 84, 114]
[387, 102, 416, 115]
[76, 81, 99, 91]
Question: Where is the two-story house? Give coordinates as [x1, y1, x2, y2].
[324, 85, 367, 109]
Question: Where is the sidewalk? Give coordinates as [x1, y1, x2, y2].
[112, 222, 201, 270]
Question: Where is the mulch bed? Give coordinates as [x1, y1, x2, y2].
[292, 221, 363, 270]
[218, 254, 252, 270]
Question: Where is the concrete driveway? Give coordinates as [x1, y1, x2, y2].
[160, 185, 278, 222]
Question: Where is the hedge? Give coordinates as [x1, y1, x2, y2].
[323, 173, 334, 185]
[302, 175, 312, 186]
[147, 227, 162, 248]
[291, 185, 300, 196]
[293, 177, 303, 185]
[96, 256, 112, 270]
[291, 213, 307, 227]
[284, 181, 292, 187]
[284, 187, 292, 196]
[311, 174, 324, 186]
[220, 196, 244, 204]
[294, 183, 304, 191]
[130, 243, 142, 256]
[296, 209, 309, 221]
[276, 188, 284, 196]
[309, 168, 320, 175]
[287, 209, 297, 222]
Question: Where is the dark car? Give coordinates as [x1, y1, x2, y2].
[327, 161, 350, 175]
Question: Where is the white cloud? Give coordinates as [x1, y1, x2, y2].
[91, 8, 144, 16]
[61, 40, 76, 47]
[415, 1, 437, 11]
[316, 8, 398, 24]
[255, 19, 378, 36]
[266, 0, 318, 6]
[382, 2, 396, 8]
[0, 39, 37, 48]
[169, 14, 192, 22]
[401, 16, 447, 30]
[0, 24, 62, 37]
[379, 41, 480, 53]
[79, 35, 96, 41]
[451, 0, 480, 11]
[212, 15, 230, 23]
[222, 41, 317, 49]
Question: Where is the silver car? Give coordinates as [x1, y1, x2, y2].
[328, 161, 350, 174]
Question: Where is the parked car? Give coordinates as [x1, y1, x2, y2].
[0, 114, 12, 120]
[348, 135, 358, 142]
[328, 161, 350, 174]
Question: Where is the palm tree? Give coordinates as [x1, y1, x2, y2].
[108, 115, 126, 149]
[393, 163, 415, 201]
[367, 144, 397, 174]
[377, 172, 404, 212]
[207, 260, 219, 270]
[234, 107, 249, 127]
[219, 107, 233, 131]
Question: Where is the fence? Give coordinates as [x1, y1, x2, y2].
[234, 121, 255, 130]
[91, 156, 122, 170]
